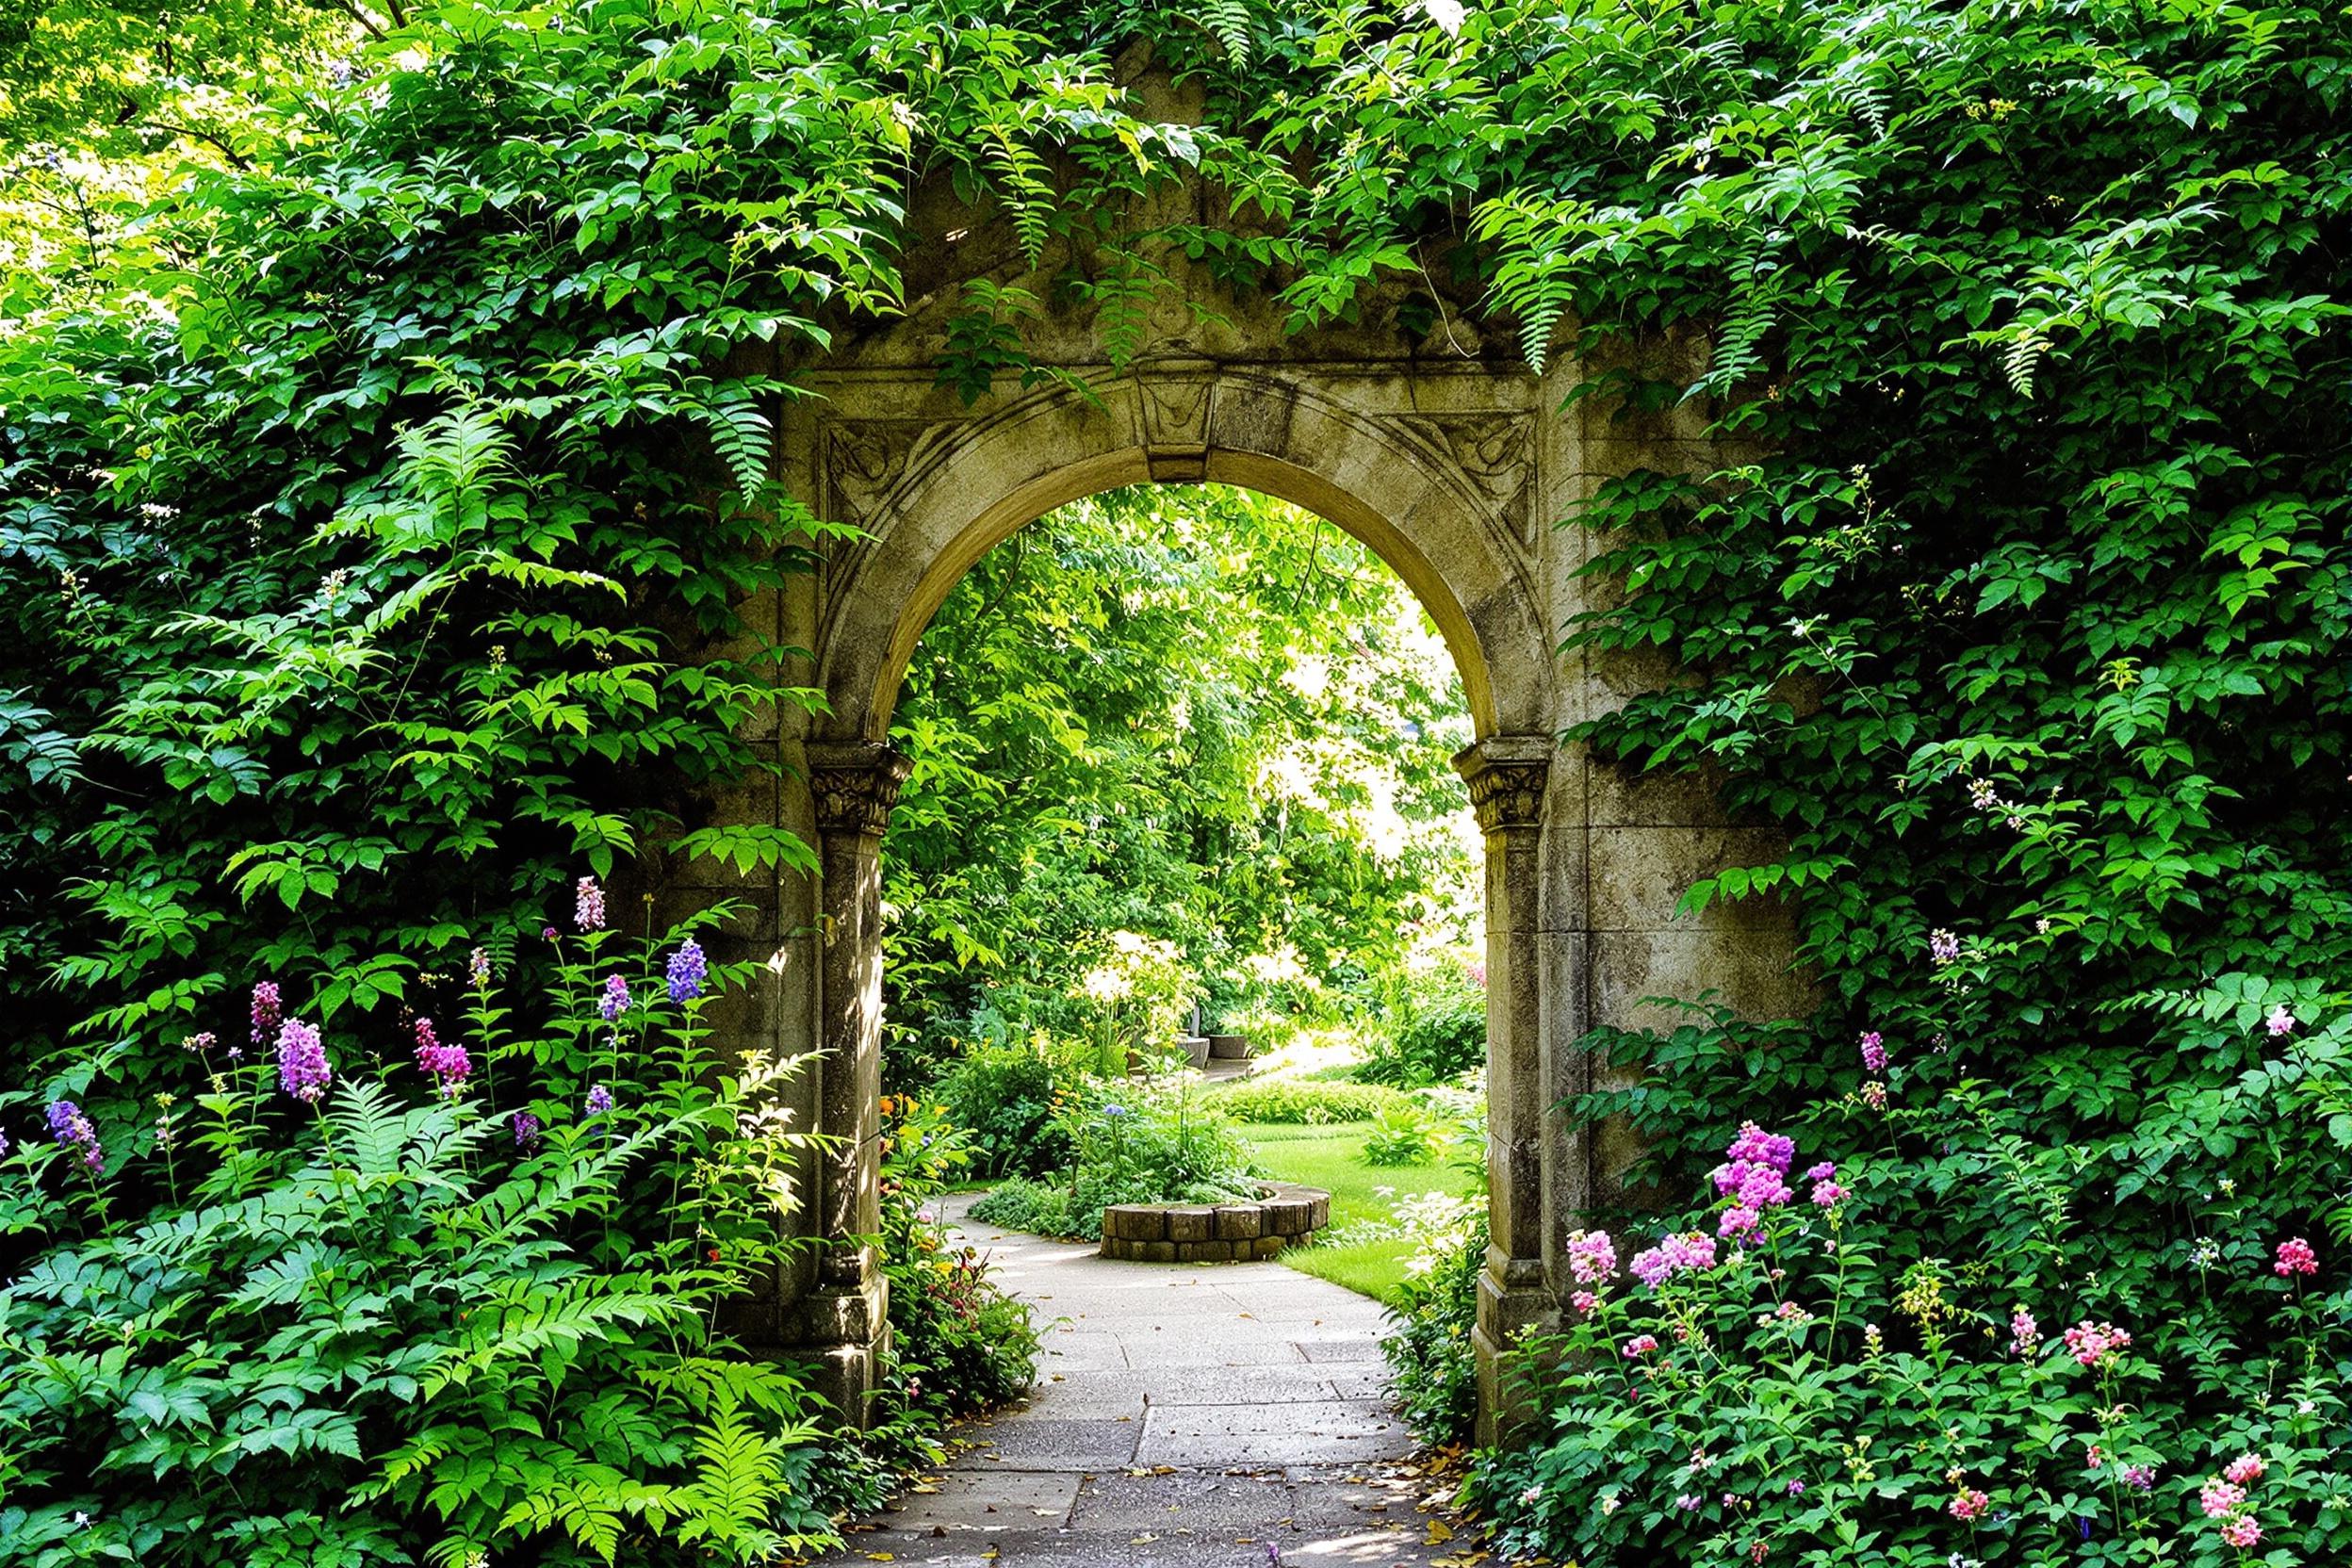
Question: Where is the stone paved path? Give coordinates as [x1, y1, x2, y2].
[808, 1194, 1479, 1567]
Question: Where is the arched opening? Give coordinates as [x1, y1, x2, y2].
[785, 371, 1574, 1453]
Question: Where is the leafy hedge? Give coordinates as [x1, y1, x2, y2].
[7, 0, 2352, 1560]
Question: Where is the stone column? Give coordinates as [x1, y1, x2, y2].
[1455, 734, 1560, 1446]
[786, 740, 912, 1428]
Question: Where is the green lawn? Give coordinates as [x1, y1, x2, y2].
[1236, 1121, 1477, 1305]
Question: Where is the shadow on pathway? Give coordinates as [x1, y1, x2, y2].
[808, 1193, 1481, 1567]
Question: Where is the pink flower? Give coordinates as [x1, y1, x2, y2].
[1630, 1231, 1718, 1287]
[2221, 1517, 2261, 1548]
[2199, 1481, 2246, 1518]
[2265, 1004, 2295, 1037]
[1948, 1487, 1989, 1521]
[1810, 1179, 1846, 1206]
[1623, 1334, 1659, 1358]
[2122, 1464, 2157, 1491]
[1570, 1290, 1599, 1315]
[1719, 1206, 1760, 1239]
[1804, 1162, 1836, 1182]
[1861, 1081, 1887, 1110]
[1929, 928, 1961, 963]
[1567, 1229, 1617, 1284]
[2062, 1320, 2131, 1368]
[2222, 1454, 2264, 1486]
[2010, 1307, 2041, 1358]
[1859, 1031, 1888, 1071]
[2274, 1237, 2318, 1277]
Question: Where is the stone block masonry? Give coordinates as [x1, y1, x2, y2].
[1100, 1184, 1331, 1262]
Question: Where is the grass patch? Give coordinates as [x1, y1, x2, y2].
[1237, 1122, 1476, 1306]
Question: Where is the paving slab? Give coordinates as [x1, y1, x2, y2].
[1135, 1398, 1411, 1467]
[805, 1195, 1475, 1567]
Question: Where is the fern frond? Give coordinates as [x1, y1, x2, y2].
[1203, 0, 1253, 63]
[987, 129, 1055, 269]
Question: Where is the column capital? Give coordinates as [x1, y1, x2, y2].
[1453, 734, 1552, 834]
[807, 743, 913, 837]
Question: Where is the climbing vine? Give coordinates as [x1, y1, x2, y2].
[4, 0, 2350, 1560]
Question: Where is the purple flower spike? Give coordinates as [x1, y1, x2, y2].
[46, 1101, 102, 1169]
[665, 939, 707, 1004]
[586, 1085, 613, 1117]
[414, 1017, 471, 1097]
[276, 1020, 331, 1103]
[250, 981, 282, 1047]
[511, 1110, 544, 1153]
[576, 876, 606, 933]
[467, 947, 491, 987]
[599, 973, 629, 1021]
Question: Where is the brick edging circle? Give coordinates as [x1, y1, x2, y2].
[1098, 1184, 1332, 1262]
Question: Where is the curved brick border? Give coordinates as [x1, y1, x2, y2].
[1099, 1184, 1331, 1263]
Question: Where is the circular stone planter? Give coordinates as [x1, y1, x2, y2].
[1098, 1184, 1331, 1263]
[1205, 1032, 1253, 1060]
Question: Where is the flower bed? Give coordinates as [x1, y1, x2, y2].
[1099, 1184, 1331, 1262]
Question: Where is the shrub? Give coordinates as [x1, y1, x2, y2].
[1363, 1106, 1442, 1167]
[932, 1039, 1080, 1179]
[1473, 1108, 2352, 1565]
[1207, 1077, 1420, 1125]
[0, 899, 844, 1566]
[968, 1076, 1261, 1241]
[1359, 963, 1486, 1088]
[1383, 1209, 1488, 1448]
[875, 1098, 1039, 1421]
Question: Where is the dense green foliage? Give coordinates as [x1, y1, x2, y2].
[1382, 1211, 1487, 1448]
[7, 0, 2352, 1560]
[1206, 1076, 1423, 1126]
[0, 903, 845, 1565]
[966, 1072, 1261, 1241]
[883, 484, 1475, 1081]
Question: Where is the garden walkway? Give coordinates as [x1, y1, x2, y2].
[807, 1193, 1481, 1567]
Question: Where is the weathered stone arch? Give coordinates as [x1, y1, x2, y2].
[805, 370, 1554, 745]
[678, 182, 1810, 1448]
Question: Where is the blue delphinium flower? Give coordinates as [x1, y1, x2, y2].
[665, 939, 708, 1004]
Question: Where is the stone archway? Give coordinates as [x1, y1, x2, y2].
[687, 323, 1807, 1449]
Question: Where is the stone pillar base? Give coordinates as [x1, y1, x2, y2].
[1473, 1261, 1559, 1448]
[780, 1278, 890, 1430]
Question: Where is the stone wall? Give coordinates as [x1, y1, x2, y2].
[1100, 1186, 1333, 1263]
[666, 57, 1812, 1444]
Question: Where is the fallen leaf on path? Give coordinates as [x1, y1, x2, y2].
[1426, 1521, 1454, 1545]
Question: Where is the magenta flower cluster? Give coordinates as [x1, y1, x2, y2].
[414, 1017, 470, 1097]
[276, 1020, 331, 1103]
[1858, 1031, 1888, 1071]
[1804, 1160, 1844, 1206]
[2274, 1236, 2317, 1277]
[45, 1101, 103, 1172]
[1711, 1121, 1797, 1238]
[1630, 1231, 1719, 1287]
[599, 974, 629, 1021]
[1947, 1486, 1989, 1522]
[250, 981, 282, 1047]
[1567, 1229, 1617, 1285]
[2010, 1307, 2040, 1358]
[1621, 1333, 1658, 1359]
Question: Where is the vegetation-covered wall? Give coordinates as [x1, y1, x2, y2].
[4, 0, 2350, 1561]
